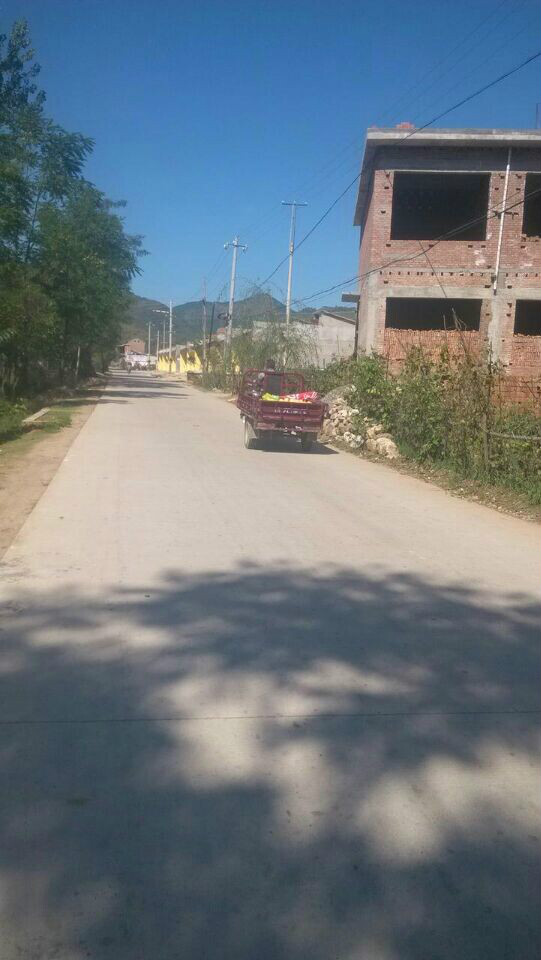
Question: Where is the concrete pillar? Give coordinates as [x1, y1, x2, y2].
[359, 272, 381, 354]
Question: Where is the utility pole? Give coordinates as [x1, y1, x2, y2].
[147, 321, 151, 363]
[207, 301, 216, 357]
[224, 236, 247, 363]
[168, 299, 173, 373]
[156, 328, 160, 366]
[281, 200, 307, 329]
[152, 306, 169, 372]
[202, 278, 207, 368]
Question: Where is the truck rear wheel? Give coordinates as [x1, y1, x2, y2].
[301, 433, 314, 452]
[244, 418, 258, 449]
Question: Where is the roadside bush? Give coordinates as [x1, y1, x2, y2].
[391, 349, 447, 461]
[309, 344, 541, 505]
[488, 410, 541, 501]
[201, 368, 230, 391]
[0, 399, 27, 441]
[304, 356, 357, 396]
[442, 348, 493, 479]
[349, 354, 395, 427]
[306, 355, 394, 423]
[204, 325, 541, 503]
[392, 350, 541, 503]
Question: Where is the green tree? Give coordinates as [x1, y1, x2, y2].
[0, 20, 144, 394]
[39, 183, 144, 376]
[0, 20, 92, 265]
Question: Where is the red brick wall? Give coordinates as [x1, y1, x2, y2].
[499, 172, 541, 279]
[383, 328, 483, 372]
[496, 375, 541, 412]
[380, 329, 541, 411]
[359, 174, 376, 277]
[509, 334, 541, 378]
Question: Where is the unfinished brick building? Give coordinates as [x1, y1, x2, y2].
[354, 128, 541, 401]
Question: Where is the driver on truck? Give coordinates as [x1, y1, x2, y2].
[255, 359, 277, 391]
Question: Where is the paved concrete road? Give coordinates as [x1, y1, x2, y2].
[1, 371, 539, 960]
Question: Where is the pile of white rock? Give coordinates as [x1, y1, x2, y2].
[321, 388, 399, 460]
[364, 423, 399, 459]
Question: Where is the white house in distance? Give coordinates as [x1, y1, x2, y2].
[310, 310, 356, 365]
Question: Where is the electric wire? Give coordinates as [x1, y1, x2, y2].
[290, 185, 541, 305]
[258, 49, 541, 291]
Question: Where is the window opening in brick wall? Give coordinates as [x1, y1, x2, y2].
[522, 174, 541, 237]
[385, 297, 481, 331]
[514, 300, 541, 335]
[390, 172, 490, 241]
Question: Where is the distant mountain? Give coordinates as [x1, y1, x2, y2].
[123, 292, 354, 345]
[121, 296, 169, 346]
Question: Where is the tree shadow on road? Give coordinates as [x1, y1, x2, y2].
[0, 564, 539, 959]
[55, 380, 188, 405]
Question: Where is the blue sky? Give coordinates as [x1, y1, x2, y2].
[2, 0, 540, 306]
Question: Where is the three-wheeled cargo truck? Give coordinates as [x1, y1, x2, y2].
[236, 369, 326, 451]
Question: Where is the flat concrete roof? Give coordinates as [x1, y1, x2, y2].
[354, 127, 541, 226]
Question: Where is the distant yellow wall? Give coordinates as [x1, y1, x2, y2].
[182, 348, 202, 373]
[157, 354, 172, 373]
[156, 348, 203, 375]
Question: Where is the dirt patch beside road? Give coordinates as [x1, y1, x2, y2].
[0, 399, 98, 558]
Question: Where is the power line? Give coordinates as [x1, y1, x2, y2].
[190, 9, 536, 306]
[291, 185, 541, 305]
[294, 186, 541, 304]
[409, 16, 539, 128]
[259, 48, 541, 291]
[184, 4, 534, 308]
[383, 0, 525, 127]
[401, 48, 541, 135]
[242, 0, 526, 248]
[180, 180, 540, 328]
[231, 185, 541, 316]
[189, 22, 539, 307]
[259, 176, 360, 286]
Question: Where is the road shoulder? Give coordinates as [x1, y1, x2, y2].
[0, 397, 99, 559]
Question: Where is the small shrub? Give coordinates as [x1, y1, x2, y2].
[442, 349, 492, 479]
[488, 410, 541, 502]
[201, 368, 230, 391]
[350, 354, 395, 427]
[0, 399, 27, 441]
[392, 349, 446, 461]
[304, 356, 358, 396]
